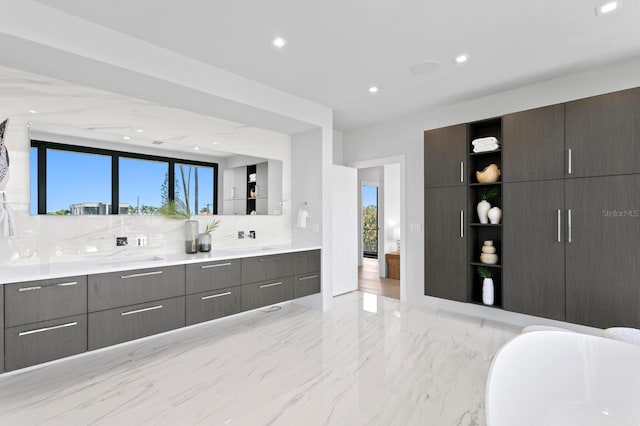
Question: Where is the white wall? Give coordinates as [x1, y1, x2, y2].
[291, 129, 323, 246]
[342, 56, 640, 327]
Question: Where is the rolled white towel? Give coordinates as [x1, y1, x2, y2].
[296, 208, 308, 229]
[472, 136, 499, 147]
[473, 144, 500, 153]
[0, 203, 17, 238]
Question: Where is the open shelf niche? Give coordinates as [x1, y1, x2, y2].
[467, 117, 503, 308]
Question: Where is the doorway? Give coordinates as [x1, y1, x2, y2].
[362, 184, 379, 259]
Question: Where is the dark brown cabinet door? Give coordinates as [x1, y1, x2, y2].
[566, 87, 640, 178]
[503, 105, 565, 182]
[503, 180, 565, 320]
[424, 124, 467, 188]
[424, 186, 467, 302]
[565, 175, 640, 328]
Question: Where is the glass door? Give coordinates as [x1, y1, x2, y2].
[362, 185, 378, 259]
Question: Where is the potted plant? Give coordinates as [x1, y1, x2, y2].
[159, 199, 200, 254]
[477, 187, 499, 224]
[198, 218, 221, 252]
[477, 266, 494, 306]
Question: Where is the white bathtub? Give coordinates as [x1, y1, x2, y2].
[486, 331, 640, 426]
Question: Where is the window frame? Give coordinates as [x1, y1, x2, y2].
[31, 140, 218, 216]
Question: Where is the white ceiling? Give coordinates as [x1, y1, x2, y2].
[26, 0, 640, 130]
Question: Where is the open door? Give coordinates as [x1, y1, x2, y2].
[331, 165, 358, 296]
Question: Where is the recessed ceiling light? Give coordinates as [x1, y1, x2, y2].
[194, 146, 200, 151]
[272, 37, 287, 48]
[123, 136, 131, 140]
[368, 86, 379, 94]
[596, 1, 621, 15]
[212, 142, 219, 145]
[455, 54, 470, 64]
[29, 109, 37, 114]
[136, 129, 144, 133]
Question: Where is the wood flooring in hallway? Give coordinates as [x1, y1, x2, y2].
[358, 257, 400, 299]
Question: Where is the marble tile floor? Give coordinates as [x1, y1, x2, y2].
[0, 292, 519, 425]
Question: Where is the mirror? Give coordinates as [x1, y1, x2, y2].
[0, 66, 290, 216]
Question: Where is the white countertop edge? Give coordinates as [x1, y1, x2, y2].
[0, 244, 322, 285]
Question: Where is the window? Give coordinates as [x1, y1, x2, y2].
[30, 141, 218, 216]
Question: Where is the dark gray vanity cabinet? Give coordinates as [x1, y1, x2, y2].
[293, 250, 321, 299]
[424, 186, 468, 302]
[565, 175, 640, 329]
[4, 276, 87, 327]
[186, 259, 242, 294]
[242, 254, 294, 284]
[424, 124, 468, 188]
[186, 286, 242, 326]
[0, 290, 3, 373]
[503, 180, 566, 321]
[242, 277, 294, 311]
[88, 265, 185, 312]
[88, 297, 185, 350]
[503, 104, 565, 182]
[3, 275, 88, 371]
[565, 87, 640, 178]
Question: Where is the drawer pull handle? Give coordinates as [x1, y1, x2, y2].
[260, 282, 283, 289]
[19, 322, 78, 336]
[201, 262, 232, 269]
[120, 271, 163, 279]
[18, 286, 42, 292]
[121, 305, 163, 316]
[201, 291, 232, 300]
[298, 275, 318, 281]
[56, 281, 78, 287]
[258, 256, 286, 262]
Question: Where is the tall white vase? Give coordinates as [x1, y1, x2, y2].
[483, 278, 495, 305]
[477, 200, 491, 224]
[488, 207, 502, 224]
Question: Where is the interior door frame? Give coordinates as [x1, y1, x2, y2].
[348, 155, 407, 302]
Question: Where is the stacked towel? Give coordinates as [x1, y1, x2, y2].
[472, 136, 500, 153]
[0, 200, 17, 238]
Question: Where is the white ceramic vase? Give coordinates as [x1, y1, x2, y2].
[483, 278, 495, 306]
[488, 207, 502, 224]
[477, 200, 491, 224]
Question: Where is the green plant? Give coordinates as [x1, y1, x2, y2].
[477, 266, 492, 279]
[480, 187, 500, 201]
[204, 218, 221, 233]
[159, 199, 191, 219]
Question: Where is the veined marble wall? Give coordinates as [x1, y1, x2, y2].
[0, 66, 292, 266]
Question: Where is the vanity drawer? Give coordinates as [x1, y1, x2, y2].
[88, 296, 185, 350]
[88, 265, 185, 312]
[186, 259, 242, 294]
[242, 276, 293, 311]
[4, 314, 87, 371]
[293, 272, 321, 299]
[4, 276, 87, 327]
[293, 250, 321, 275]
[186, 286, 242, 326]
[242, 254, 293, 284]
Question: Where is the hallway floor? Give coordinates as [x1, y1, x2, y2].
[358, 257, 400, 299]
[0, 292, 518, 425]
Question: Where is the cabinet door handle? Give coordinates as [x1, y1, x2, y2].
[19, 322, 78, 337]
[460, 210, 464, 238]
[260, 281, 283, 289]
[460, 161, 464, 183]
[120, 305, 163, 316]
[18, 286, 42, 292]
[557, 209, 562, 242]
[568, 149, 572, 175]
[298, 275, 318, 281]
[567, 209, 572, 243]
[120, 271, 163, 279]
[258, 256, 286, 262]
[201, 262, 232, 269]
[56, 281, 78, 287]
[201, 291, 232, 300]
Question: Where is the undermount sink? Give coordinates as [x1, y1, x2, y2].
[98, 255, 164, 266]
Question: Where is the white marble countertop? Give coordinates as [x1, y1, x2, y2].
[0, 244, 322, 284]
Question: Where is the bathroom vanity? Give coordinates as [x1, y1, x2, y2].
[0, 246, 321, 372]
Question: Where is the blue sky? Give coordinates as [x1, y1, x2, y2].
[30, 148, 215, 214]
[362, 185, 377, 208]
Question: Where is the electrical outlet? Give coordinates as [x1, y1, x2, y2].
[116, 236, 128, 246]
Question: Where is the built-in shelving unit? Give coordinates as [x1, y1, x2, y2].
[467, 117, 503, 308]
